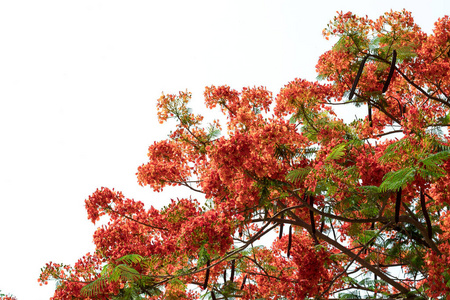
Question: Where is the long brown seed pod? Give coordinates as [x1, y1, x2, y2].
[310, 195, 316, 237]
[368, 103, 372, 127]
[279, 212, 284, 239]
[349, 55, 369, 100]
[230, 259, 235, 283]
[240, 275, 247, 290]
[223, 269, 227, 283]
[395, 188, 402, 223]
[420, 187, 433, 239]
[203, 259, 210, 289]
[395, 98, 403, 118]
[211, 291, 217, 300]
[287, 225, 292, 258]
[382, 50, 397, 93]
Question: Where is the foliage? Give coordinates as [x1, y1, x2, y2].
[0, 290, 16, 300]
[40, 10, 450, 299]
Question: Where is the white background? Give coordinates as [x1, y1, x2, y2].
[0, 1, 448, 299]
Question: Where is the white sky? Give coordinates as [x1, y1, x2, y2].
[0, 1, 448, 299]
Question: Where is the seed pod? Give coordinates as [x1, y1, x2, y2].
[319, 219, 325, 233]
[240, 275, 247, 290]
[396, 99, 403, 117]
[287, 225, 292, 258]
[368, 103, 372, 127]
[382, 50, 397, 93]
[211, 291, 217, 300]
[310, 195, 316, 238]
[203, 259, 210, 289]
[420, 187, 433, 239]
[349, 55, 369, 100]
[230, 259, 235, 283]
[279, 212, 284, 239]
[223, 269, 227, 283]
[395, 188, 402, 223]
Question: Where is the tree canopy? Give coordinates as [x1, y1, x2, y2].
[39, 10, 450, 299]
[0, 290, 16, 300]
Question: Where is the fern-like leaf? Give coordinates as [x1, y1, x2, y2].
[325, 143, 346, 161]
[286, 167, 312, 183]
[418, 151, 450, 177]
[81, 277, 109, 297]
[379, 167, 415, 192]
[380, 139, 409, 163]
[116, 254, 144, 265]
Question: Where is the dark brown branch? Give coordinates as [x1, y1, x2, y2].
[106, 205, 168, 231]
[276, 202, 411, 295]
[242, 255, 272, 282]
[374, 130, 403, 138]
[211, 291, 217, 300]
[319, 221, 393, 298]
[401, 205, 441, 254]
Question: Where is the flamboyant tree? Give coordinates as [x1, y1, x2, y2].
[0, 290, 16, 300]
[40, 10, 450, 299]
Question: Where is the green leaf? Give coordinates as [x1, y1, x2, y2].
[197, 245, 210, 268]
[358, 277, 375, 288]
[379, 167, 416, 192]
[286, 167, 312, 183]
[81, 276, 109, 297]
[418, 151, 450, 179]
[116, 254, 145, 265]
[325, 143, 346, 161]
[111, 264, 141, 283]
[438, 113, 450, 125]
[395, 45, 418, 60]
[420, 151, 450, 167]
[357, 229, 378, 245]
[100, 263, 115, 276]
[357, 185, 381, 194]
[380, 139, 409, 163]
[338, 291, 361, 299]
